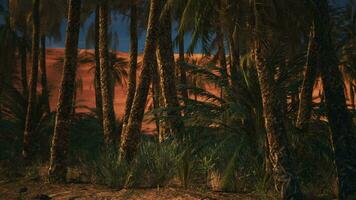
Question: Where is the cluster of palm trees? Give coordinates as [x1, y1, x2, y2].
[0, 0, 355, 199]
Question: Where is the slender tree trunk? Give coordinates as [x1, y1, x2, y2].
[217, 28, 228, 83]
[122, 3, 138, 137]
[99, 0, 116, 146]
[20, 35, 28, 98]
[0, 72, 2, 120]
[119, 0, 162, 162]
[350, 81, 355, 110]
[23, 0, 40, 161]
[255, 45, 303, 199]
[253, 1, 303, 199]
[228, 26, 240, 91]
[157, 8, 184, 139]
[40, 34, 51, 115]
[178, 33, 189, 105]
[94, 4, 103, 123]
[296, 27, 317, 130]
[48, 0, 81, 182]
[151, 55, 162, 138]
[314, 1, 356, 199]
[72, 81, 77, 116]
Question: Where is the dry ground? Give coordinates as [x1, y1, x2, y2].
[0, 180, 261, 200]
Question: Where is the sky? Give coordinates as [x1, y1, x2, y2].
[1, 0, 351, 53]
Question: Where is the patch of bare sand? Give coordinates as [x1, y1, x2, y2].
[0, 180, 259, 200]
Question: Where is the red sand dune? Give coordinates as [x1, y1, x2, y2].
[23, 48, 355, 133]
[44, 48, 156, 133]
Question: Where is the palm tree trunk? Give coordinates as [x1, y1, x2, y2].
[255, 44, 303, 199]
[48, 0, 81, 183]
[99, 0, 116, 146]
[253, 1, 303, 199]
[178, 33, 189, 105]
[40, 34, 51, 115]
[23, 0, 40, 161]
[296, 27, 317, 130]
[217, 27, 228, 83]
[350, 80, 355, 110]
[94, 4, 103, 123]
[228, 26, 240, 91]
[151, 54, 162, 138]
[20, 35, 28, 98]
[314, 1, 356, 198]
[122, 3, 138, 137]
[157, 8, 184, 139]
[119, 0, 162, 162]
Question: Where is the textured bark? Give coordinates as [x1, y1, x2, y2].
[178, 33, 189, 104]
[253, 1, 303, 199]
[296, 27, 317, 130]
[122, 3, 138, 137]
[151, 55, 162, 138]
[40, 34, 51, 115]
[23, 0, 40, 161]
[157, 8, 184, 139]
[255, 44, 303, 199]
[48, 0, 81, 183]
[20, 35, 28, 98]
[94, 5, 103, 123]
[314, 1, 356, 199]
[217, 27, 228, 83]
[228, 26, 240, 91]
[99, 0, 116, 146]
[119, 0, 161, 162]
[0, 71, 2, 120]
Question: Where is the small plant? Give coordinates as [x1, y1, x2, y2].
[92, 148, 130, 188]
[132, 141, 178, 187]
[177, 148, 195, 189]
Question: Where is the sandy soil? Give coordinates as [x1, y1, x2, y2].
[0, 180, 259, 200]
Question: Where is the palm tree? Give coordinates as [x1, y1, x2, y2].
[40, 34, 50, 115]
[0, 2, 19, 120]
[296, 26, 317, 130]
[313, 0, 356, 198]
[99, 0, 116, 146]
[8, 0, 31, 98]
[157, 6, 184, 139]
[150, 53, 165, 139]
[23, 0, 40, 161]
[38, 0, 66, 116]
[119, 0, 162, 162]
[94, 4, 103, 123]
[19, 34, 28, 98]
[177, 33, 189, 104]
[121, 1, 138, 139]
[48, 0, 81, 182]
[252, 0, 303, 199]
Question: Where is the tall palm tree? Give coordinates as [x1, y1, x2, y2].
[38, 0, 66, 116]
[313, 0, 356, 198]
[177, 32, 189, 104]
[8, 0, 31, 98]
[94, 4, 103, 123]
[119, 0, 162, 162]
[19, 34, 28, 98]
[157, 5, 184, 139]
[121, 1, 138, 138]
[23, 0, 40, 161]
[253, 0, 303, 199]
[40, 34, 50, 115]
[48, 0, 81, 182]
[296, 25, 317, 130]
[151, 53, 164, 139]
[99, 0, 116, 146]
